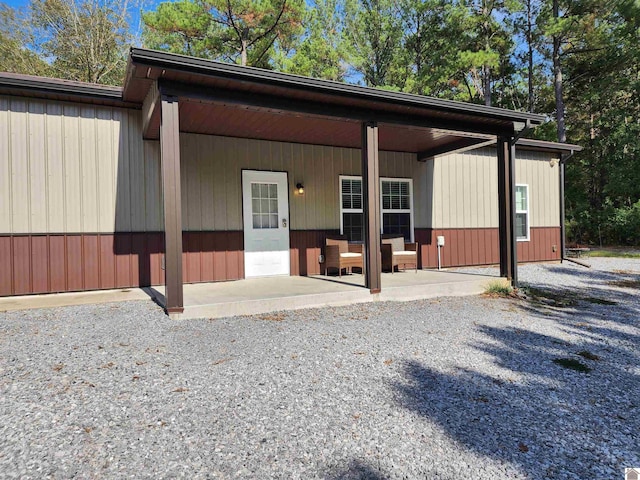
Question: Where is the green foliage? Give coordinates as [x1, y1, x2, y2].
[142, 0, 305, 67]
[275, 0, 347, 80]
[484, 280, 514, 296]
[0, 4, 49, 75]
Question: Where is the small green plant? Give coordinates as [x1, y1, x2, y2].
[577, 350, 600, 361]
[552, 358, 592, 373]
[484, 280, 514, 297]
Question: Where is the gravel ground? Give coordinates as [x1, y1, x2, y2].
[1, 258, 639, 479]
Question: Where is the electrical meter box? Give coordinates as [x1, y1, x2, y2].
[437, 235, 445, 247]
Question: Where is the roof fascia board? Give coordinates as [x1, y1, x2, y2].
[0, 74, 123, 100]
[131, 48, 545, 126]
[159, 79, 514, 136]
[516, 138, 583, 153]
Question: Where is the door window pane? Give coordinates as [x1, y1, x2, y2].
[251, 182, 278, 229]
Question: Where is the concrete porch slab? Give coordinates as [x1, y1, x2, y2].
[0, 270, 497, 319]
[151, 270, 496, 320]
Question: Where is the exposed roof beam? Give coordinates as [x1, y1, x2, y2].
[418, 138, 497, 161]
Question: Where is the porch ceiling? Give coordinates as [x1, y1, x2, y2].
[172, 99, 494, 153]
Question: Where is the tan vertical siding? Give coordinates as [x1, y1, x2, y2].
[515, 150, 560, 226]
[433, 147, 559, 229]
[0, 96, 161, 234]
[178, 134, 423, 232]
[0, 98, 11, 232]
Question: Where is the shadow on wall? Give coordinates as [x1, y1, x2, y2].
[391, 272, 640, 478]
[111, 116, 166, 290]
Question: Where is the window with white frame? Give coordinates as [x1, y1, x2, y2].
[340, 176, 363, 242]
[515, 184, 529, 241]
[381, 178, 413, 242]
[339, 176, 413, 243]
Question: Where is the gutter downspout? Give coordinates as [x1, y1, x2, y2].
[559, 149, 577, 263]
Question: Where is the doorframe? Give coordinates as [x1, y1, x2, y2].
[241, 169, 291, 277]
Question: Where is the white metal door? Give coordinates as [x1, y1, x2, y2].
[242, 170, 290, 277]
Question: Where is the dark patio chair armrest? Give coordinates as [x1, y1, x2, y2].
[405, 242, 418, 252]
[348, 243, 363, 254]
[325, 245, 341, 263]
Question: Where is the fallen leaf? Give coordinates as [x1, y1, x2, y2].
[383, 359, 393, 366]
[52, 363, 64, 372]
[172, 387, 189, 393]
[518, 442, 529, 453]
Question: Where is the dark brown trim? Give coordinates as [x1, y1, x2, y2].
[497, 136, 517, 284]
[130, 48, 545, 126]
[160, 93, 184, 311]
[362, 122, 381, 292]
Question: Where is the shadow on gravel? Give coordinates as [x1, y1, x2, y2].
[324, 460, 388, 480]
[392, 280, 640, 478]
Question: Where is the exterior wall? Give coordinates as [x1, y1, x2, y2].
[0, 95, 162, 235]
[0, 96, 167, 296]
[420, 147, 562, 268]
[0, 95, 562, 296]
[179, 133, 425, 231]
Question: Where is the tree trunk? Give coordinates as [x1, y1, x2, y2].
[483, 64, 492, 106]
[527, 0, 534, 113]
[240, 38, 248, 66]
[553, 0, 566, 143]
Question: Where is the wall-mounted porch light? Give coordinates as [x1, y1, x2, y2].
[296, 183, 305, 195]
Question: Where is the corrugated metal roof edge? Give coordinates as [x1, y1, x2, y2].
[516, 138, 583, 153]
[0, 72, 123, 100]
[128, 48, 547, 126]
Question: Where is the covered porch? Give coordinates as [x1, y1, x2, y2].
[124, 48, 545, 317]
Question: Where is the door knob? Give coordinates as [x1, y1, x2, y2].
[282, 218, 287, 228]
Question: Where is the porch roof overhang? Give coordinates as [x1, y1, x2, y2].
[125, 48, 546, 156]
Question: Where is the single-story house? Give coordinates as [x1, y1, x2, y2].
[0, 48, 581, 315]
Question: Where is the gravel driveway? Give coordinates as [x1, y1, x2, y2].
[1, 258, 639, 479]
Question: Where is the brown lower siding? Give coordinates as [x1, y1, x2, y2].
[0, 232, 244, 297]
[290, 230, 339, 276]
[0, 227, 560, 296]
[416, 227, 561, 268]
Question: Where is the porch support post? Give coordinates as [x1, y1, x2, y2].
[160, 93, 184, 313]
[361, 121, 381, 293]
[497, 135, 518, 286]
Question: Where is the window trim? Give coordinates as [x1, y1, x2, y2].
[380, 177, 414, 243]
[516, 183, 530, 242]
[339, 175, 364, 241]
[338, 175, 414, 243]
